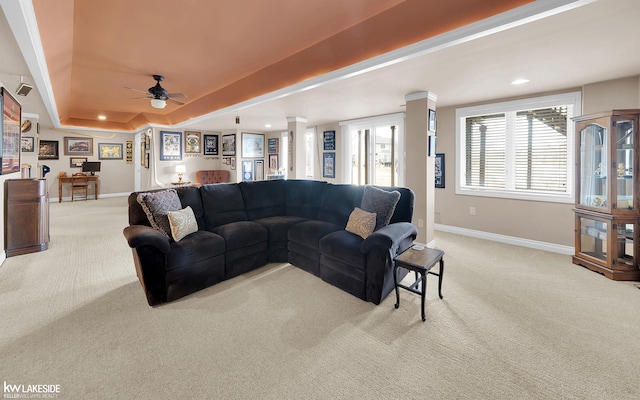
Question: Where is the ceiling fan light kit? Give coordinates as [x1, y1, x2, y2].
[127, 74, 185, 109]
[151, 98, 166, 109]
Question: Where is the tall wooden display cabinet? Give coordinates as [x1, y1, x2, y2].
[573, 109, 640, 281]
[4, 178, 50, 257]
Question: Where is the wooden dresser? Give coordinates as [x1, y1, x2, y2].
[5, 178, 50, 257]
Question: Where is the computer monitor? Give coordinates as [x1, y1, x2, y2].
[82, 161, 101, 175]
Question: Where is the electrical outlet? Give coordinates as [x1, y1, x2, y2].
[469, 206, 476, 216]
[418, 219, 424, 227]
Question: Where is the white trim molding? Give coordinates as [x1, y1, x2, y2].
[435, 223, 574, 255]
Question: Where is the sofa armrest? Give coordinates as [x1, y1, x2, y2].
[123, 225, 171, 253]
[361, 222, 418, 253]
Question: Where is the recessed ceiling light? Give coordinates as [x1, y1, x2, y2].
[511, 78, 530, 85]
[98, 115, 107, 120]
[265, 124, 272, 128]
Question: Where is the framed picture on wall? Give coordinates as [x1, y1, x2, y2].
[323, 130, 335, 150]
[268, 137, 279, 153]
[435, 153, 445, 188]
[98, 143, 124, 159]
[160, 131, 182, 161]
[203, 134, 219, 155]
[269, 154, 278, 171]
[428, 109, 437, 133]
[254, 160, 264, 181]
[323, 152, 335, 178]
[185, 131, 201, 153]
[222, 134, 236, 156]
[70, 157, 88, 168]
[21, 136, 35, 152]
[38, 140, 59, 160]
[1, 87, 21, 174]
[242, 132, 264, 158]
[64, 136, 93, 155]
[242, 160, 253, 181]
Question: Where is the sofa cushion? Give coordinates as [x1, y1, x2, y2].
[285, 179, 326, 219]
[165, 230, 226, 272]
[319, 230, 367, 268]
[253, 215, 307, 243]
[167, 206, 198, 242]
[137, 189, 182, 238]
[345, 207, 376, 239]
[318, 184, 363, 227]
[361, 185, 401, 230]
[201, 183, 248, 228]
[240, 180, 286, 219]
[175, 185, 206, 230]
[210, 221, 268, 251]
[288, 220, 343, 250]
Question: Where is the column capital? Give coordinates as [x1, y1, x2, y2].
[286, 117, 307, 123]
[404, 91, 437, 102]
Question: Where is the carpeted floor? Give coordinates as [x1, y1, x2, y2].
[1, 197, 639, 399]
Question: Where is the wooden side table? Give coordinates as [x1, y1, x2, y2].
[393, 245, 444, 321]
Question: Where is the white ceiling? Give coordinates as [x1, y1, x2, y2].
[1, 0, 639, 134]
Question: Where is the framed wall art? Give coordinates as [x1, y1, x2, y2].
[435, 153, 445, 188]
[242, 160, 253, 181]
[323, 152, 335, 178]
[242, 132, 264, 158]
[269, 154, 278, 171]
[222, 134, 236, 156]
[70, 157, 87, 168]
[185, 131, 201, 154]
[21, 136, 35, 152]
[323, 130, 335, 150]
[203, 134, 219, 155]
[160, 131, 182, 161]
[38, 140, 59, 160]
[98, 143, 124, 159]
[254, 160, 264, 181]
[64, 136, 93, 156]
[268, 137, 279, 153]
[2, 87, 21, 174]
[428, 109, 437, 133]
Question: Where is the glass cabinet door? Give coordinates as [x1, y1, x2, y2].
[578, 215, 608, 264]
[579, 123, 607, 209]
[614, 222, 634, 267]
[615, 119, 634, 211]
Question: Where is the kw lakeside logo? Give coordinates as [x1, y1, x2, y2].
[3, 381, 61, 399]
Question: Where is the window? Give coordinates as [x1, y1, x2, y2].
[340, 113, 405, 186]
[456, 92, 580, 202]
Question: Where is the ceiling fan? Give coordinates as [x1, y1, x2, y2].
[126, 75, 186, 109]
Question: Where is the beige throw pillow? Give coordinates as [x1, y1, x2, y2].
[346, 207, 377, 239]
[167, 206, 198, 242]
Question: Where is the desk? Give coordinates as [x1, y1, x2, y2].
[393, 246, 444, 321]
[58, 175, 99, 202]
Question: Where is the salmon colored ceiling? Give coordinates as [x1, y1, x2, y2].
[33, 0, 532, 131]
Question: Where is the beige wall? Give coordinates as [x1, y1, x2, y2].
[434, 75, 640, 248]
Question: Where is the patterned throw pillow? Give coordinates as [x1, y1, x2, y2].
[137, 189, 182, 239]
[345, 207, 377, 239]
[167, 206, 198, 242]
[360, 185, 401, 230]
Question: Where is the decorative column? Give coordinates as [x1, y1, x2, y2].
[404, 91, 437, 245]
[287, 117, 307, 179]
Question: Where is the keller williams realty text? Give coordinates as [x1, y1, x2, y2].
[3, 381, 61, 398]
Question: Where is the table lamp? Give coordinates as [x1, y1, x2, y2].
[175, 165, 186, 183]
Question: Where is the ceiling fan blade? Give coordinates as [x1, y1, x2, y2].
[125, 87, 150, 94]
[167, 98, 185, 106]
[167, 93, 187, 99]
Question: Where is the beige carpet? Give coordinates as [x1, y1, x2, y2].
[1, 197, 639, 399]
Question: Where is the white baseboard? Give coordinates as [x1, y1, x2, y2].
[54, 192, 130, 203]
[0, 250, 5, 267]
[434, 223, 574, 255]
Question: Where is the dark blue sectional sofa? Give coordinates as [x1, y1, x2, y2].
[123, 179, 417, 306]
